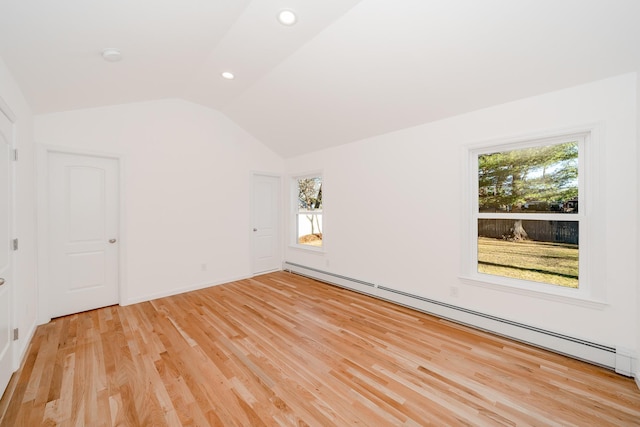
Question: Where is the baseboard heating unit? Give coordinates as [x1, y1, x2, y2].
[283, 261, 635, 377]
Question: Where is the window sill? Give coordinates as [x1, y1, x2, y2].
[458, 275, 608, 310]
[288, 244, 326, 254]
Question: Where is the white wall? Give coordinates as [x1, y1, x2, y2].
[0, 56, 38, 365]
[285, 73, 638, 364]
[636, 72, 640, 385]
[35, 99, 283, 313]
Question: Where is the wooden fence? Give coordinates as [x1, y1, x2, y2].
[478, 219, 579, 245]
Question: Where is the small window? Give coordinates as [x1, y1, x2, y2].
[473, 136, 583, 290]
[293, 175, 323, 248]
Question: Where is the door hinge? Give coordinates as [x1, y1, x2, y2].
[12, 149, 18, 161]
[13, 328, 19, 341]
[12, 238, 18, 250]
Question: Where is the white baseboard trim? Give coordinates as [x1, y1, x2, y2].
[122, 274, 252, 306]
[253, 268, 281, 276]
[283, 261, 627, 373]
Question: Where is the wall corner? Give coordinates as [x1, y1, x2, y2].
[615, 346, 635, 377]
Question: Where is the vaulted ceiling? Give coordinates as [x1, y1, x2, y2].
[1, 0, 639, 157]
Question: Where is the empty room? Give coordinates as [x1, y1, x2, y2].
[1, 0, 640, 425]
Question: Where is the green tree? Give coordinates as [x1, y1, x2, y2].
[478, 141, 578, 241]
[479, 141, 578, 212]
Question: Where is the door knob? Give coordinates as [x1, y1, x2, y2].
[109, 239, 117, 244]
[253, 228, 257, 232]
[0, 278, 5, 287]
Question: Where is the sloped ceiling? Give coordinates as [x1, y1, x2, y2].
[1, 0, 639, 157]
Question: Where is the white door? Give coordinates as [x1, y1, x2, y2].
[252, 174, 280, 274]
[0, 108, 14, 397]
[48, 152, 119, 318]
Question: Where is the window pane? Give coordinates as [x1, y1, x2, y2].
[297, 213, 322, 246]
[296, 176, 323, 247]
[477, 219, 579, 288]
[478, 141, 578, 213]
[297, 177, 322, 212]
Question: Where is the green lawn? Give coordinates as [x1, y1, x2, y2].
[477, 237, 578, 288]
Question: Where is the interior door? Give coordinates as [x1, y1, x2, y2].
[0, 108, 14, 397]
[252, 174, 280, 274]
[48, 152, 119, 318]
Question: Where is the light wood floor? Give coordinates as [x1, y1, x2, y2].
[1, 272, 639, 426]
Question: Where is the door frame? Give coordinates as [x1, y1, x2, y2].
[250, 171, 282, 275]
[37, 146, 126, 324]
[0, 97, 16, 377]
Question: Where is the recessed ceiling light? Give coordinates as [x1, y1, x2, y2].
[101, 48, 122, 62]
[277, 9, 297, 26]
[221, 71, 235, 80]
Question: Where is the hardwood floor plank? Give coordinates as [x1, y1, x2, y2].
[2, 271, 639, 426]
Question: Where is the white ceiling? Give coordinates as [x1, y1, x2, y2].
[1, 0, 639, 157]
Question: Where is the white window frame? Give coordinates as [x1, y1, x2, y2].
[290, 172, 324, 252]
[461, 126, 607, 308]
